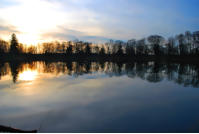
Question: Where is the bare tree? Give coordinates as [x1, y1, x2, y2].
[185, 31, 192, 54]
[126, 39, 136, 56]
[176, 34, 186, 55]
[136, 38, 146, 56]
[148, 35, 164, 56]
[166, 37, 176, 55]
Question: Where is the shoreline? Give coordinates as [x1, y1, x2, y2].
[0, 54, 199, 64]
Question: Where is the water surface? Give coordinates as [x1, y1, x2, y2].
[0, 61, 199, 132]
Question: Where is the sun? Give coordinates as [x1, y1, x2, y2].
[0, 0, 66, 45]
[18, 70, 38, 81]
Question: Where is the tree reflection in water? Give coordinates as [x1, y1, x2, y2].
[0, 61, 198, 87]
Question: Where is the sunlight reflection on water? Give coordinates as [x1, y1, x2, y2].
[18, 70, 38, 81]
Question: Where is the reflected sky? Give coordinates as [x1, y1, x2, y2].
[0, 62, 199, 132]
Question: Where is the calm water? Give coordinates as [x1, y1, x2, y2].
[0, 61, 199, 132]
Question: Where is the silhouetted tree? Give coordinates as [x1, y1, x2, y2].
[116, 44, 123, 56]
[136, 38, 146, 55]
[99, 47, 105, 56]
[10, 33, 19, 55]
[193, 31, 199, 55]
[94, 46, 100, 54]
[66, 43, 73, 55]
[0, 40, 9, 54]
[27, 45, 37, 54]
[85, 43, 91, 55]
[126, 39, 136, 56]
[42, 42, 55, 54]
[185, 31, 192, 54]
[177, 34, 186, 55]
[166, 37, 176, 55]
[148, 35, 164, 56]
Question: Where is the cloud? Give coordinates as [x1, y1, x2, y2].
[42, 26, 111, 43]
[0, 25, 18, 33]
[0, 20, 19, 39]
[79, 36, 111, 43]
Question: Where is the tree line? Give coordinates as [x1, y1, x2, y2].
[0, 30, 199, 57]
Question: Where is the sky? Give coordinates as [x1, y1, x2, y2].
[0, 0, 199, 45]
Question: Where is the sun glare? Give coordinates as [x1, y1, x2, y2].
[17, 34, 40, 45]
[0, 0, 66, 45]
[19, 70, 38, 81]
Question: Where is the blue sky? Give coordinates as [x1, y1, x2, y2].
[0, 0, 198, 44]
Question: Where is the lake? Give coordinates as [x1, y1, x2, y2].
[0, 61, 199, 132]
